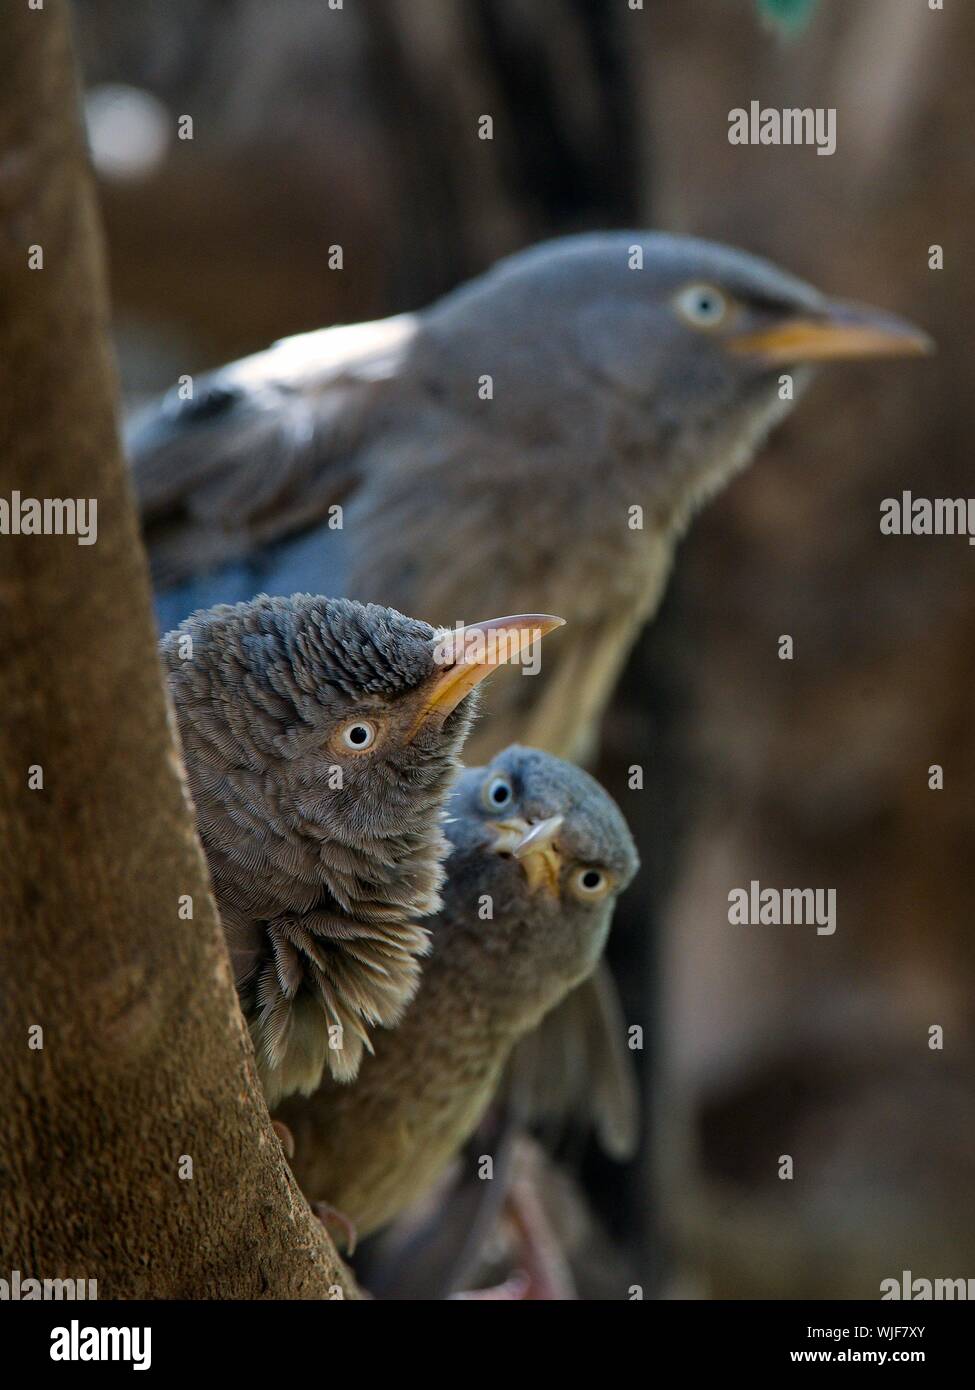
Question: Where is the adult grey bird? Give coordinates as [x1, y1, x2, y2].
[160, 594, 562, 1107]
[278, 745, 639, 1243]
[132, 231, 931, 764]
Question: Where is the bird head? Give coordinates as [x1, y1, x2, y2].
[163, 596, 564, 922]
[163, 597, 565, 1096]
[423, 231, 932, 523]
[439, 746, 639, 1024]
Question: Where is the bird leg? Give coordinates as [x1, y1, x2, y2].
[501, 1167, 577, 1300]
[449, 1141, 578, 1300]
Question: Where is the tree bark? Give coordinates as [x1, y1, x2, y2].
[0, 0, 354, 1300]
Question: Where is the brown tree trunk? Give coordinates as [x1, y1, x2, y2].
[0, 0, 353, 1300]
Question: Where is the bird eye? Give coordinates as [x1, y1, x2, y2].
[482, 775, 514, 811]
[338, 719, 377, 753]
[570, 866, 611, 901]
[674, 282, 729, 330]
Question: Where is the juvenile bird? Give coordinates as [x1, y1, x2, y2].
[161, 595, 562, 1106]
[133, 231, 931, 763]
[277, 745, 639, 1239]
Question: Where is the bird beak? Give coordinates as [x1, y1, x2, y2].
[729, 299, 934, 365]
[408, 613, 565, 737]
[488, 814, 565, 896]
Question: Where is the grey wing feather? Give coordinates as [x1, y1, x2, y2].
[127, 314, 419, 587]
[503, 962, 639, 1160]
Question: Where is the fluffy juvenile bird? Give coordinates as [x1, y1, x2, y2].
[133, 231, 931, 763]
[161, 595, 562, 1106]
[277, 746, 639, 1239]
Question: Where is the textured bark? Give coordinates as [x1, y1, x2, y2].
[0, 0, 354, 1300]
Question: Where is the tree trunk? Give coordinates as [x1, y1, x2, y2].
[0, 0, 353, 1300]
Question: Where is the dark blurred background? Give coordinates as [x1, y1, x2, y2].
[74, 0, 975, 1297]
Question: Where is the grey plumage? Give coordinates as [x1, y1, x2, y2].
[138, 231, 928, 1153]
[279, 746, 639, 1239]
[132, 230, 929, 763]
[161, 595, 558, 1107]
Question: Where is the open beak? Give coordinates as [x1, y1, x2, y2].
[409, 613, 564, 738]
[729, 299, 934, 365]
[488, 814, 565, 896]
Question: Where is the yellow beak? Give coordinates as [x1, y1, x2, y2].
[488, 814, 565, 896]
[729, 299, 933, 365]
[409, 613, 564, 738]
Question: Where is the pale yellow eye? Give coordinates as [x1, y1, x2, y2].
[674, 282, 730, 330]
[569, 866, 612, 902]
[336, 719, 377, 754]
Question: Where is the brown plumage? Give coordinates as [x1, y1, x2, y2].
[161, 595, 562, 1106]
[278, 747, 639, 1238]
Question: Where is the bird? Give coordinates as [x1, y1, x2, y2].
[277, 744, 640, 1243]
[160, 593, 563, 1107]
[131, 231, 931, 766]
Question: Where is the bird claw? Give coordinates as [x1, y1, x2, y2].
[271, 1119, 295, 1160]
[312, 1200, 358, 1255]
[449, 1271, 531, 1300]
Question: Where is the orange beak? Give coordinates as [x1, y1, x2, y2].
[488, 814, 566, 896]
[730, 299, 933, 365]
[409, 613, 565, 738]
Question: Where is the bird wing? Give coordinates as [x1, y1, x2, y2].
[128, 314, 420, 588]
[503, 962, 639, 1161]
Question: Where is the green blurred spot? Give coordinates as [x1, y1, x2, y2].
[755, 0, 819, 37]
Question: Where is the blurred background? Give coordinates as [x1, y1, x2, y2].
[74, 0, 975, 1297]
